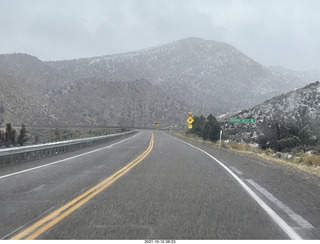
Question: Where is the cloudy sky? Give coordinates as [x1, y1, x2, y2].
[1, 0, 320, 70]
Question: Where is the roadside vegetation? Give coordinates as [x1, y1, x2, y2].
[0, 123, 28, 147]
[187, 114, 221, 142]
[184, 114, 320, 176]
[257, 114, 320, 154]
[220, 142, 320, 168]
[0, 123, 127, 148]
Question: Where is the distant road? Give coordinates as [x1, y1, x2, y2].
[1, 130, 319, 240]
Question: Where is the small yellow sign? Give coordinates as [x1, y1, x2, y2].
[187, 117, 194, 124]
[188, 124, 192, 129]
[154, 122, 160, 125]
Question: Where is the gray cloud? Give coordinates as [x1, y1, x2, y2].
[1, 0, 319, 70]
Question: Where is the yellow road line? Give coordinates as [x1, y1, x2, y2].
[10, 132, 154, 240]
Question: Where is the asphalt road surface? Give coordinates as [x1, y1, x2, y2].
[1, 130, 319, 240]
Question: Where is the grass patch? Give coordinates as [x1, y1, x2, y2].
[294, 153, 320, 167]
[221, 141, 261, 153]
[174, 131, 320, 177]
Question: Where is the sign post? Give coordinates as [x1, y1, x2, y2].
[219, 130, 222, 148]
[187, 112, 194, 129]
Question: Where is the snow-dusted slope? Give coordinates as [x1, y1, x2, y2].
[238, 81, 320, 121]
[0, 53, 67, 93]
[47, 37, 318, 115]
[223, 81, 320, 143]
[1, 38, 319, 127]
[0, 73, 67, 126]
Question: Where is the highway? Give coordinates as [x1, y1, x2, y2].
[1, 130, 319, 240]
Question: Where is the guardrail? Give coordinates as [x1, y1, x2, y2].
[0, 130, 137, 166]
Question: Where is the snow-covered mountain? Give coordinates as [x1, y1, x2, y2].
[1, 37, 319, 127]
[234, 81, 320, 122]
[47, 37, 319, 115]
[223, 81, 320, 147]
[0, 53, 188, 127]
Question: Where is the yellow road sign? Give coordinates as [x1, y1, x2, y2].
[154, 122, 160, 125]
[187, 117, 194, 124]
[188, 124, 192, 129]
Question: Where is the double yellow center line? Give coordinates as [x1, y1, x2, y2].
[10, 132, 154, 240]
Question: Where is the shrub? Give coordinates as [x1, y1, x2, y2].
[190, 114, 221, 143]
[302, 154, 320, 166]
[264, 148, 274, 155]
[294, 152, 320, 167]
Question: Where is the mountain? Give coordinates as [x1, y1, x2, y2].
[0, 54, 188, 127]
[0, 53, 67, 93]
[223, 81, 320, 151]
[0, 53, 72, 126]
[0, 73, 67, 126]
[238, 81, 320, 121]
[49, 78, 188, 127]
[47, 37, 319, 115]
[1, 37, 319, 127]
[268, 65, 320, 90]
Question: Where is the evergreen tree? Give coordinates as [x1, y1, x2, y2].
[206, 114, 221, 142]
[0, 130, 4, 146]
[5, 123, 16, 147]
[201, 121, 211, 140]
[189, 114, 221, 142]
[17, 123, 28, 146]
[191, 115, 206, 137]
[258, 114, 318, 151]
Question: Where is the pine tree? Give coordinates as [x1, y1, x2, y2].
[206, 114, 221, 142]
[191, 115, 206, 137]
[5, 123, 16, 147]
[190, 114, 221, 142]
[17, 123, 28, 146]
[0, 130, 4, 147]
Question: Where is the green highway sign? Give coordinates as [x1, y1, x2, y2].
[228, 118, 256, 123]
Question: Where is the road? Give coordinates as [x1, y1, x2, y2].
[0, 130, 319, 240]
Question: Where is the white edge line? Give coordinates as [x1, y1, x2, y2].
[246, 179, 313, 228]
[229, 166, 243, 175]
[165, 133, 302, 240]
[0, 132, 141, 180]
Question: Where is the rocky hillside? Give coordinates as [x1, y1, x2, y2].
[1, 37, 319, 127]
[0, 73, 67, 126]
[49, 78, 188, 127]
[238, 81, 320, 121]
[0, 54, 188, 127]
[0, 53, 67, 93]
[47, 37, 319, 115]
[223, 81, 320, 152]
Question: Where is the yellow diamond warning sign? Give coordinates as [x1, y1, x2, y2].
[187, 117, 194, 124]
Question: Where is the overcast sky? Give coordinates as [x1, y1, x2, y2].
[1, 0, 320, 70]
